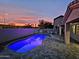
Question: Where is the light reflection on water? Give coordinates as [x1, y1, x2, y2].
[8, 34, 47, 53]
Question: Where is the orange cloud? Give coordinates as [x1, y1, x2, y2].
[8, 21, 25, 26]
[9, 21, 39, 27]
[0, 15, 3, 18]
[16, 16, 38, 20]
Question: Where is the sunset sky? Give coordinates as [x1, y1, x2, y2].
[0, 0, 73, 25]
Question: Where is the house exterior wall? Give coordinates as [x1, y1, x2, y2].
[64, 0, 79, 44]
[53, 16, 64, 36]
[54, 16, 64, 26]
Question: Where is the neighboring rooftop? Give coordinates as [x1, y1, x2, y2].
[54, 15, 64, 20]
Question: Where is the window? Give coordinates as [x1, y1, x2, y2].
[72, 25, 76, 34]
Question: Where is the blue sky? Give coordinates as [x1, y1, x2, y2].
[0, 0, 73, 24]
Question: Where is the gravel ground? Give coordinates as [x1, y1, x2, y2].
[0, 34, 79, 59]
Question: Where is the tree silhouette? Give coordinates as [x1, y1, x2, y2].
[38, 20, 53, 29]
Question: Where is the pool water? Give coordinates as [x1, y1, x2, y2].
[8, 34, 47, 53]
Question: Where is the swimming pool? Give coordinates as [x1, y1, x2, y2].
[8, 34, 47, 53]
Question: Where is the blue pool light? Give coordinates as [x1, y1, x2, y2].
[8, 34, 47, 53]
